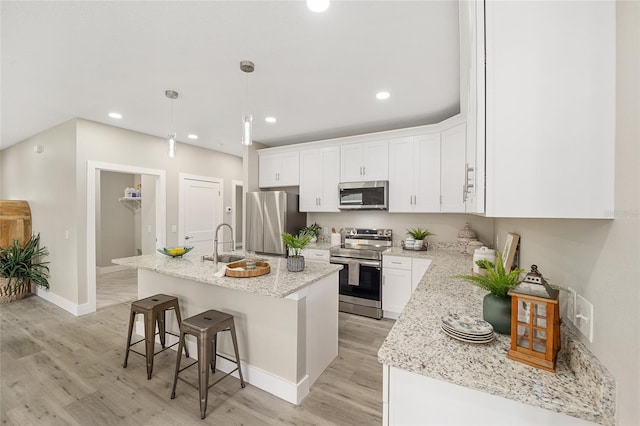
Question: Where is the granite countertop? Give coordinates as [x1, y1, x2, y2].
[377, 247, 616, 425]
[112, 251, 342, 299]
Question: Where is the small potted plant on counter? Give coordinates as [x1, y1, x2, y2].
[282, 230, 314, 272]
[0, 233, 50, 303]
[302, 222, 321, 243]
[456, 252, 524, 335]
[406, 227, 433, 250]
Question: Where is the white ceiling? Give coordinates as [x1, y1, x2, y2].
[1, 1, 461, 158]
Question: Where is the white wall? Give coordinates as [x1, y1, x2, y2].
[0, 120, 79, 303]
[494, 3, 639, 423]
[98, 171, 136, 267]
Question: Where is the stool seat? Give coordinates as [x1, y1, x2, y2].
[171, 309, 245, 419]
[123, 293, 188, 379]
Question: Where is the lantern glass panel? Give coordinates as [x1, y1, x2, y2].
[516, 324, 530, 349]
[517, 301, 531, 322]
[534, 303, 547, 328]
[533, 329, 547, 353]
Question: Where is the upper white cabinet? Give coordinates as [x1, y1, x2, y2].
[461, 0, 615, 218]
[259, 151, 300, 188]
[340, 140, 388, 182]
[440, 124, 467, 213]
[299, 147, 340, 212]
[388, 134, 440, 213]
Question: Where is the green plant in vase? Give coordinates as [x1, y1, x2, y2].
[456, 251, 524, 334]
[302, 223, 321, 242]
[406, 227, 433, 250]
[0, 233, 50, 303]
[282, 230, 314, 272]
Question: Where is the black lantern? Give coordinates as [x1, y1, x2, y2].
[507, 265, 560, 372]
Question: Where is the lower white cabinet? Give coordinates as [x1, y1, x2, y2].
[383, 255, 431, 319]
[301, 248, 330, 263]
[383, 365, 595, 425]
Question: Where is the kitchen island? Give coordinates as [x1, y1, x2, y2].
[378, 246, 615, 425]
[113, 251, 342, 404]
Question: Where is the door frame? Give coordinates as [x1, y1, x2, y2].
[178, 173, 224, 246]
[231, 180, 243, 249]
[86, 161, 166, 315]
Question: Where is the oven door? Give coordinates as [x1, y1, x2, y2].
[331, 257, 382, 319]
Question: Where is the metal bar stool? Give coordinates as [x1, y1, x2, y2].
[170, 309, 245, 419]
[123, 294, 189, 379]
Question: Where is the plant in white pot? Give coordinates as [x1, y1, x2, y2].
[406, 227, 433, 250]
[282, 230, 314, 272]
[456, 251, 523, 335]
[302, 223, 321, 243]
[0, 234, 50, 303]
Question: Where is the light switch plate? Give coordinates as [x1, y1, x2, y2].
[576, 294, 594, 342]
[566, 287, 577, 326]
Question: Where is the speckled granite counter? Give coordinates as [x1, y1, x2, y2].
[112, 251, 341, 298]
[378, 247, 616, 425]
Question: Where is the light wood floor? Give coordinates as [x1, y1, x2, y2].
[0, 294, 395, 425]
[96, 269, 138, 310]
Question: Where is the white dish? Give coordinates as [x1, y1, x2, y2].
[441, 326, 494, 344]
[441, 313, 493, 335]
[441, 325, 494, 341]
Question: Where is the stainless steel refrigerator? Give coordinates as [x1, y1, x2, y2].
[246, 191, 306, 255]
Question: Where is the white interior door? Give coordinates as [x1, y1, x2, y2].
[180, 175, 223, 251]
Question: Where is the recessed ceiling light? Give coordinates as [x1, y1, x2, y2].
[376, 91, 391, 100]
[108, 112, 122, 119]
[307, 0, 330, 13]
[187, 134, 198, 140]
[265, 117, 277, 124]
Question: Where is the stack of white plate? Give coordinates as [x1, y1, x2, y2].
[441, 313, 494, 344]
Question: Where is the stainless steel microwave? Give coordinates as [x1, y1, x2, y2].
[338, 181, 388, 210]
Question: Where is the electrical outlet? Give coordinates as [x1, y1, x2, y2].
[566, 287, 577, 326]
[575, 294, 594, 342]
[171, 225, 177, 233]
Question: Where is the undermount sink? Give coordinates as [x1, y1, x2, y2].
[202, 254, 245, 263]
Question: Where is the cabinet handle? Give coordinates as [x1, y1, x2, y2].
[318, 197, 321, 206]
[363, 166, 366, 176]
[414, 195, 416, 205]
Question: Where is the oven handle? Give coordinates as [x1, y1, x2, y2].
[330, 257, 381, 268]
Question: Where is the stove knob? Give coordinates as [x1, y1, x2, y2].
[384, 229, 391, 237]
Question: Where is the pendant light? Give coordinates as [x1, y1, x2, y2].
[165, 89, 179, 157]
[240, 60, 255, 146]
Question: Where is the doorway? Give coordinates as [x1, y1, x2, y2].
[178, 173, 224, 252]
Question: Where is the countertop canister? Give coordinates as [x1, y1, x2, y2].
[473, 247, 496, 275]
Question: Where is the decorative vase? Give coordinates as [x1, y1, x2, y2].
[413, 239, 423, 250]
[310, 236, 317, 243]
[287, 256, 305, 272]
[483, 293, 512, 335]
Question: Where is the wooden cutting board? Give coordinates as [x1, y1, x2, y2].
[0, 200, 32, 248]
[225, 261, 271, 278]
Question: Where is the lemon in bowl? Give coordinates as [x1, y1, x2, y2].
[157, 246, 194, 258]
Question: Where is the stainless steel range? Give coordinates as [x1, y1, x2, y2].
[330, 228, 393, 319]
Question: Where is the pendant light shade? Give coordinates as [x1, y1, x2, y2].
[240, 60, 255, 146]
[165, 90, 179, 157]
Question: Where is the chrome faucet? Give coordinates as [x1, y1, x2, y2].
[212, 223, 234, 266]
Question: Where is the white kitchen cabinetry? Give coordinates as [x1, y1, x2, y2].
[440, 124, 467, 213]
[340, 140, 388, 182]
[382, 256, 412, 319]
[388, 134, 440, 213]
[410, 258, 432, 293]
[383, 365, 595, 426]
[299, 147, 340, 212]
[259, 151, 300, 188]
[460, 0, 615, 218]
[300, 248, 330, 263]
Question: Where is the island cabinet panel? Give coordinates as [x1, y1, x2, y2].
[383, 365, 596, 426]
[461, 1, 615, 218]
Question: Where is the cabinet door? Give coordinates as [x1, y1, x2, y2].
[259, 154, 280, 188]
[362, 140, 389, 181]
[382, 267, 412, 317]
[277, 151, 300, 186]
[414, 134, 441, 212]
[340, 143, 365, 182]
[411, 259, 432, 293]
[440, 124, 466, 213]
[388, 137, 415, 212]
[319, 147, 340, 212]
[299, 150, 323, 212]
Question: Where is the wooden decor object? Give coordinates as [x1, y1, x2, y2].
[225, 261, 270, 278]
[0, 200, 32, 248]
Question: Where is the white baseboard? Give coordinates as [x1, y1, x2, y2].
[35, 288, 82, 316]
[97, 264, 130, 275]
[134, 323, 309, 404]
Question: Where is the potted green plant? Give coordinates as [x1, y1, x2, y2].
[456, 251, 523, 334]
[0, 234, 50, 303]
[406, 227, 433, 250]
[282, 230, 314, 272]
[302, 222, 322, 243]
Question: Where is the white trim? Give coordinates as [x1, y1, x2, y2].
[86, 161, 166, 316]
[96, 265, 130, 275]
[178, 173, 224, 245]
[231, 180, 243, 249]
